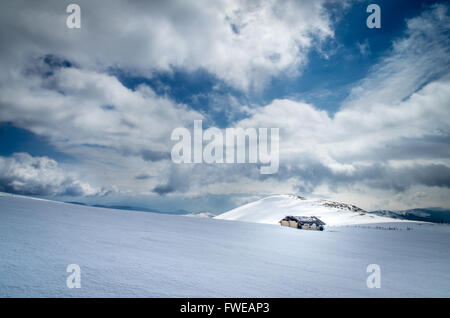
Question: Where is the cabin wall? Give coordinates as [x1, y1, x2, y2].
[280, 218, 324, 231]
[300, 224, 319, 230]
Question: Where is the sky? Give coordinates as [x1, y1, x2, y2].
[0, 0, 449, 213]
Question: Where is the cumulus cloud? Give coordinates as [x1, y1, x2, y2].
[224, 4, 450, 207]
[0, 0, 335, 91]
[0, 2, 449, 211]
[0, 153, 106, 196]
[0, 59, 203, 160]
[0, 0, 337, 201]
[145, 4, 449, 209]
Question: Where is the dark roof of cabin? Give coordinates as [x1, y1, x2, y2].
[280, 216, 326, 225]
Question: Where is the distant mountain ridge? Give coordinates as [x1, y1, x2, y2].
[369, 208, 450, 224]
[185, 212, 216, 218]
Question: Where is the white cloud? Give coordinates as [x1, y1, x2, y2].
[227, 5, 450, 209]
[0, 2, 449, 210]
[0, 65, 203, 158]
[344, 4, 450, 108]
[0, 153, 105, 196]
[0, 0, 334, 91]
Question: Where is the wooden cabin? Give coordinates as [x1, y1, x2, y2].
[279, 216, 325, 231]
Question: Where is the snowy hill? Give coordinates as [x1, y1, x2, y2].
[215, 195, 412, 226]
[1, 192, 450, 297]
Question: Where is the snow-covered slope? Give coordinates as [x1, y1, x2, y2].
[215, 194, 411, 226]
[1, 193, 449, 297]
